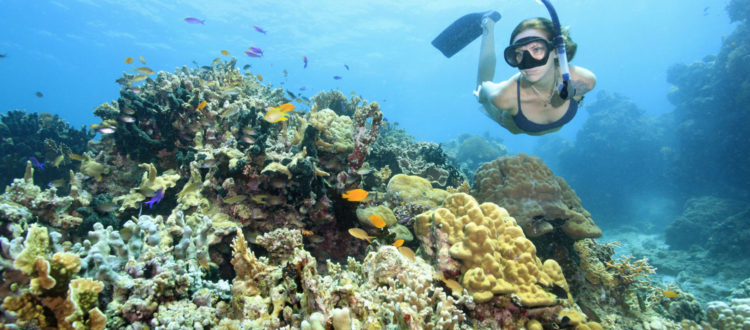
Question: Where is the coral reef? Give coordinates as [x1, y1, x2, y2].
[442, 133, 508, 181]
[666, 0, 750, 199]
[552, 91, 673, 227]
[472, 153, 601, 240]
[666, 196, 750, 258]
[706, 298, 750, 329]
[0, 110, 93, 189]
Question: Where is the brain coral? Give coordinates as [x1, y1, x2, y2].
[472, 154, 601, 240]
[415, 193, 568, 306]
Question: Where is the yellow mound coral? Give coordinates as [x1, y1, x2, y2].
[308, 108, 354, 153]
[386, 174, 449, 208]
[415, 193, 568, 306]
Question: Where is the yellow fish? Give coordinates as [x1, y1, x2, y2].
[348, 228, 375, 243]
[263, 108, 289, 123]
[125, 57, 133, 64]
[369, 215, 386, 229]
[48, 178, 66, 188]
[662, 290, 679, 298]
[197, 100, 207, 110]
[132, 75, 148, 82]
[398, 246, 416, 261]
[251, 194, 269, 204]
[221, 50, 230, 55]
[133, 67, 154, 75]
[52, 154, 64, 168]
[223, 195, 247, 204]
[138, 55, 146, 64]
[342, 188, 368, 202]
[442, 278, 463, 294]
[392, 239, 404, 247]
[90, 123, 99, 130]
[68, 153, 84, 161]
[256, 74, 263, 82]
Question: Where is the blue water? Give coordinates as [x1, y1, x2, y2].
[0, 0, 733, 154]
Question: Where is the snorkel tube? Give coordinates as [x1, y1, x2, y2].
[538, 0, 571, 99]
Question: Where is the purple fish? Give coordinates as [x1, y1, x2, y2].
[249, 46, 263, 55]
[303, 56, 308, 68]
[344, 64, 349, 70]
[244, 50, 262, 58]
[143, 188, 164, 209]
[253, 25, 266, 34]
[333, 76, 342, 80]
[184, 17, 205, 25]
[29, 156, 45, 170]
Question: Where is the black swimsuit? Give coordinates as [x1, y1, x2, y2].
[512, 76, 578, 133]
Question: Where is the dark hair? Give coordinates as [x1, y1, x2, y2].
[509, 17, 578, 61]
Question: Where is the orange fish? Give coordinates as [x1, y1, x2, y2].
[197, 100, 207, 110]
[256, 74, 263, 82]
[275, 103, 295, 113]
[221, 50, 230, 55]
[662, 290, 679, 298]
[342, 189, 368, 202]
[392, 239, 404, 247]
[348, 228, 375, 243]
[125, 57, 133, 64]
[369, 215, 386, 229]
[398, 246, 415, 261]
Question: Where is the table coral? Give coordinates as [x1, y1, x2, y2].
[414, 192, 567, 306]
[472, 154, 601, 240]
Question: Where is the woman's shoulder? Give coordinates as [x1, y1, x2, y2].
[570, 65, 596, 84]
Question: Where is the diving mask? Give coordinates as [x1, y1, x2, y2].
[504, 36, 553, 70]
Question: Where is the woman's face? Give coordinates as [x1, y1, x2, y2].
[513, 29, 556, 82]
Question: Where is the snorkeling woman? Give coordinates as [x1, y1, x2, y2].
[474, 17, 596, 135]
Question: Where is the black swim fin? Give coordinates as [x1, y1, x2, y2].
[432, 10, 501, 58]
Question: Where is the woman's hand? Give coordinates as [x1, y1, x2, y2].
[474, 82, 492, 103]
[566, 80, 590, 98]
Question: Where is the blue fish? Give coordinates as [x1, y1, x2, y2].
[333, 76, 342, 80]
[303, 56, 308, 68]
[143, 188, 164, 209]
[29, 156, 45, 170]
[344, 64, 349, 70]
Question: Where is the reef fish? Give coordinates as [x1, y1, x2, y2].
[662, 290, 679, 298]
[68, 153, 84, 161]
[52, 154, 64, 168]
[392, 239, 404, 247]
[98, 127, 116, 134]
[253, 25, 266, 34]
[223, 195, 247, 204]
[342, 188, 368, 202]
[35, 91, 44, 98]
[133, 67, 154, 75]
[244, 50, 262, 58]
[369, 215, 386, 229]
[221, 50, 230, 55]
[249, 46, 263, 55]
[125, 57, 134, 64]
[143, 188, 164, 209]
[185, 17, 205, 24]
[138, 55, 146, 64]
[263, 107, 290, 123]
[348, 228, 375, 243]
[398, 246, 415, 261]
[333, 76, 342, 80]
[197, 100, 208, 110]
[256, 74, 263, 82]
[303, 56, 308, 68]
[344, 64, 349, 70]
[131, 75, 148, 82]
[29, 156, 45, 170]
[95, 202, 117, 213]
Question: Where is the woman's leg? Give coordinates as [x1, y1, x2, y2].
[477, 16, 497, 87]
